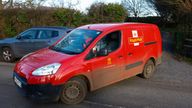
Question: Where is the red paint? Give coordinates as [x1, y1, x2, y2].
[14, 23, 162, 91]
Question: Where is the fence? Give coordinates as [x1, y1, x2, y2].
[162, 31, 192, 58]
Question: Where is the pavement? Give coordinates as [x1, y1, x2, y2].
[0, 52, 192, 108]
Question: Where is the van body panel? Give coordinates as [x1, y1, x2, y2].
[14, 23, 162, 95]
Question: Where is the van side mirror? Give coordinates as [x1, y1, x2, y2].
[96, 48, 108, 57]
[66, 29, 73, 34]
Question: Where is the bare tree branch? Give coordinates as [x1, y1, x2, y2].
[122, 0, 154, 17]
[49, 0, 79, 9]
[151, 0, 192, 13]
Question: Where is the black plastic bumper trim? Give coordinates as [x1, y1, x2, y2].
[13, 72, 62, 101]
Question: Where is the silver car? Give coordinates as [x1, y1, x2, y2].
[0, 26, 72, 62]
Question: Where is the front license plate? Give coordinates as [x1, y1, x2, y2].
[14, 76, 22, 88]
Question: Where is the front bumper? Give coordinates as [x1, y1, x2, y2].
[13, 72, 62, 102]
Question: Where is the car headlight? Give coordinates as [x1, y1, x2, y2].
[32, 63, 61, 76]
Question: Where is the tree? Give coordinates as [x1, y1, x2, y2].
[0, 0, 47, 9]
[0, 0, 3, 10]
[23, 0, 46, 9]
[157, 0, 192, 13]
[122, 0, 154, 17]
[148, 0, 192, 29]
[50, 0, 79, 9]
[87, 2, 128, 23]
[53, 8, 85, 27]
[149, 0, 192, 18]
[0, 0, 14, 9]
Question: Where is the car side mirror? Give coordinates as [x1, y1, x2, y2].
[96, 48, 108, 57]
[16, 35, 22, 40]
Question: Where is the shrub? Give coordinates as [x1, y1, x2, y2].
[87, 3, 128, 23]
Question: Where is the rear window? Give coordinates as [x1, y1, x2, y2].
[38, 30, 59, 39]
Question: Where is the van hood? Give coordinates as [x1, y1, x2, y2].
[20, 48, 76, 68]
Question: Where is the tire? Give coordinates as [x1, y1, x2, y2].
[60, 77, 87, 104]
[1, 47, 15, 62]
[140, 60, 155, 79]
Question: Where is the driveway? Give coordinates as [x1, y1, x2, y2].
[0, 52, 192, 108]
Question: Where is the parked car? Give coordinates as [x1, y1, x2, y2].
[0, 27, 72, 62]
[13, 23, 162, 104]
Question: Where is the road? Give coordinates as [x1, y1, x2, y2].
[0, 53, 192, 108]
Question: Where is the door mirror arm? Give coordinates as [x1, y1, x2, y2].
[16, 35, 22, 40]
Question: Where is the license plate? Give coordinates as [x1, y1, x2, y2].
[14, 76, 22, 88]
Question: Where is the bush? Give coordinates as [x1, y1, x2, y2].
[0, 2, 128, 37]
[87, 3, 128, 23]
[53, 8, 86, 27]
[0, 8, 85, 37]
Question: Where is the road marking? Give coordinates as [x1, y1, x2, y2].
[84, 100, 126, 108]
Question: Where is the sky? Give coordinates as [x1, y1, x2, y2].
[44, 0, 157, 16]
[2, 0, 157, 16]
[45, 0, 121, 12]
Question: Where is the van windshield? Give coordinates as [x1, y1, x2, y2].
[51, 29, 102, 54]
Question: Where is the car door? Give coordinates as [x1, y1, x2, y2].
[122, 27, 145, 77]
[14, 29, 39, 56]
[85, 30, 126, 90]
[34, 29, 60, 50]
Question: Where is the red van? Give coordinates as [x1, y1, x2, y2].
[13, 23, 162, 104]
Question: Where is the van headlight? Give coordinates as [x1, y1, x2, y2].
[32, 63, 61, 76]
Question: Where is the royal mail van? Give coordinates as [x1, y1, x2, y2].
[13, 23, 162, 104]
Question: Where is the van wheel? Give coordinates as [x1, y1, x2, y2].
[60, 77, 87, 104]
[1, 47, 15, 62]
[140, 60, 155, 79]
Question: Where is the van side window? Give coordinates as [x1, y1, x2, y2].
[97, 31, 121, 53]
[86, 31, 121, 60]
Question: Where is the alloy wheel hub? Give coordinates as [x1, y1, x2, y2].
[146, 65, 152, 74]
[3, 51, 11, 61]
[65, 86, 80, 99]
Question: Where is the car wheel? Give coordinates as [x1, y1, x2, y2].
[1, 47, 15, 62]
[140, 60, 155, 79]
[60, 77, 87, 104]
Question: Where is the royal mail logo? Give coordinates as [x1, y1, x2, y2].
[130, 30, 143, 46]
[129, 37, 143, 43]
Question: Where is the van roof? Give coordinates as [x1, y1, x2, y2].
[78, 23, 156, 31]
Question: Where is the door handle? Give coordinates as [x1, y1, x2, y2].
[128, 52, 133, 56]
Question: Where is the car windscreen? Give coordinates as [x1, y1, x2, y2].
[51, 29, 102, 54]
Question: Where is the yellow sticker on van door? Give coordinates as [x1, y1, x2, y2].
[107, 58, 112, 65]
[129, 37, 143, 43]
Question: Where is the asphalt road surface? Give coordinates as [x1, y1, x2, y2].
[0, 53, 192, 108]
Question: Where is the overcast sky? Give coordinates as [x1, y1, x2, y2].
[2, 0, 157, 16]
[45, 0, 121, 12]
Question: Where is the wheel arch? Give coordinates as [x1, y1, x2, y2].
[67, 74, 92, 92]
[1, 45, 11, 50]
[147, 57, 156, 66]
[1, 45, 15, 55]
